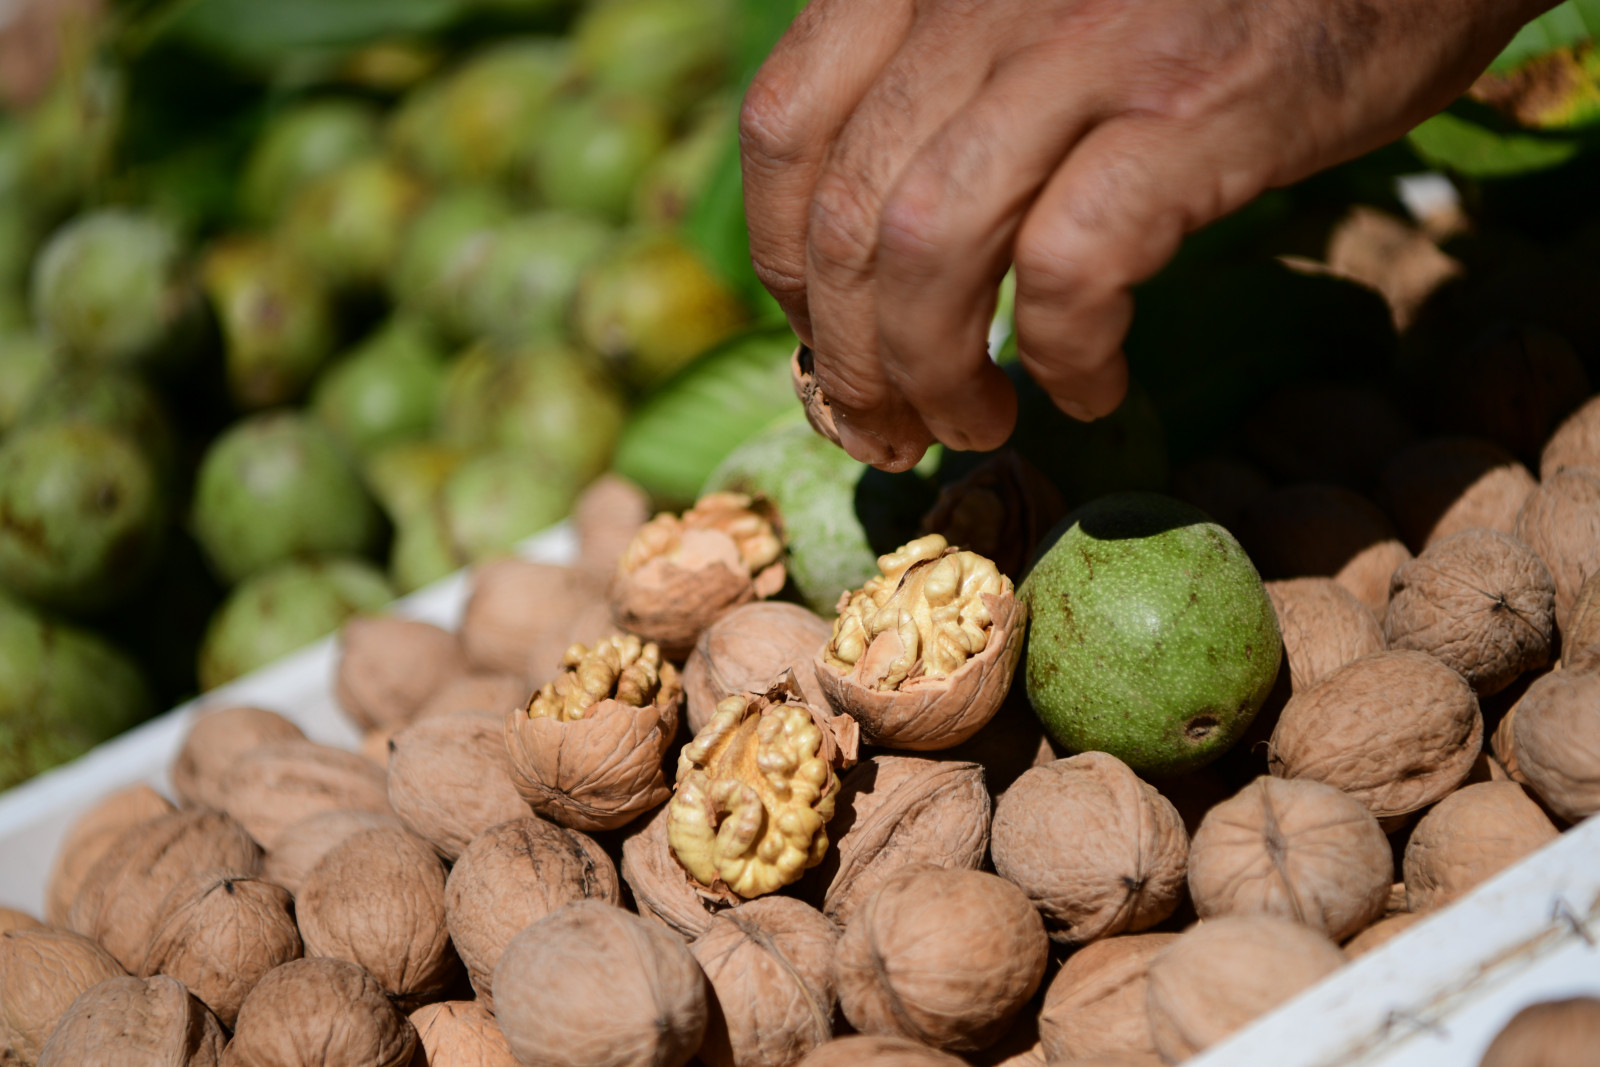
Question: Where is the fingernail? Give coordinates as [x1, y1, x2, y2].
[1057, 399, 1098, 423]
[835, 418, 893, 467]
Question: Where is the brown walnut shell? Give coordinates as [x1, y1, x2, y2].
[1344, 911, 1425, 957]
[1508, 667, 1600, 822]
[68, 808, 261, 972]
[1430, 324, 1589, 465]
[1542, 393, 1600, 479]
[220, 739, 393, 850]
[1241, 382, 1416, 490]
[0, 926, 125, 1065]
[1265, 577, 1385, 693]
[46, 783, 175, 927]
[1383, 528, 1555, 696]
[444, 815, 620, 1010]
[1268, 650, 1483, 824]
[408, 1001, 516, 1067]
[690, 896, 841, 1067]
[1480, 996, 1600, 1067]
[1376, 437, 1537, 552]
[386, 712, 530, 861]
[417, 672, 530, 721]
[1491, 701, 1526, 784]
[1562, 571, 1600, 669]
[990, 753, 1188, 944]
[492, 901, 708, 1067]
[261, 808, 406, 897]
[296, 827, 458, 1007]
[1402, 780, 1558, 912]
[1515, 465, 1600, 633]
[36, 974, 225, 1067]
[573, 473, 651, 581]
[459, 558, 601, 679]
[1187, 776, 1392, 940]
[335, 616, 468, 732]
[0, 909, 39, 934]
[684, 600, 832, 735]
[792, 344, 842, 446]
[1037, 933, 1178, 1063]
[1144, 915, 1346, 1062]
[795, 1036, 964, 1066]
[920, 450, 1067, 580]
[619, 801, 733, 940]
[137, 868, 303, 1027]
[224, 957, 418, 1067]
[171, 706, 305, 811]
[802, 755, 990, 928]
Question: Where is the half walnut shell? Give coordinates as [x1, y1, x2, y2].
[815, 534, 1025, 750]
[792, 344, 841, 446]
[504, 634, 683, 831]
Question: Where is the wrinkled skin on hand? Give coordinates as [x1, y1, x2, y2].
[742, 0, 1556, 469]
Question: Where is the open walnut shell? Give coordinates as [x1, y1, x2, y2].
[670, 674, 858, 899]
[792, 344, 841, 446]
[611, 492, 787, 658]
[815, 535, 1025, 750]
[504, 634, 683, 831]
[621, 802, 736, 940]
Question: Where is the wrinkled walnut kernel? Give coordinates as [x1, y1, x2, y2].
[527, 634, 668, 722]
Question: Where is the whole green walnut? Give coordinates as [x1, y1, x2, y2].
[528, 93, 671, 223]
[192, 411, 381, 585]
[282, 157, 428, 290]
[572, 0, 732, 117]
[456, 212, 615, 345]
[0, 420, 166, 613]
[440, 449, 578, 561]
[389, 186, 514, 341]
[311, 317, 447, 459]
[240, 99, 383, 222]
[0, 330, 57, 434]
[1022, 493, 1281, 775]
[18, 63, 123, 215]
[16, 366, 179, 484]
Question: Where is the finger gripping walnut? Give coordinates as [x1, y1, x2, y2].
[1402, 781, 1558, 912]
[990, 752, 1188, 944]
[816, 534, 1025, 750]
[1187, 776, 1391, 940]
[1512, 663, 1600, 821]
[224, 957, 418, 1067]
[1037, 932, 1177, 1063]
[0, 927, 125, 1066]
[37, 974, 225, 1067]
[1383, 528, 1555, 696]
[670, 675, 857, 898]
[504, 633, 682, 831]
[611, 491, 787, 658]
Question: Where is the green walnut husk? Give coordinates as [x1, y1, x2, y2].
[526, 92, 670, 222]
[630, 94, 734, 227]
[572, 0, 732, 118]
[191, 411, 381, 585]
[311, 317, 448, 458]
[30, 209, 202, 370]
[17, 61, 123, 216]
[0, 420, 166, 615]
[239, 98, 384, 222]
[389, 185, 515, 341]
[282, 156, 428, 290]
[438, 342, 626, 484]
[574, 231, 746, 388]
[362, 439, 469, 524]
[440, 449, 578, 559]
[0, 597, 151, 790]
[16, 366, 180, 486]
[456, 211, 615, 344]
[197, 556, 394, 691]
[0, 331, 59, 435]
[389, 37, 571, 184]
[202, 235, 339, 410]
[388, 505, 464, 594]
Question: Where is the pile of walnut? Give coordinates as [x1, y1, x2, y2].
[13, 383, 1600, 1067]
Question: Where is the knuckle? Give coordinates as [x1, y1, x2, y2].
[808, 177, 878, 278]
[1013, 232, 1096, 300]
[877, 174, 951, 276]
[739, 75, 811, 168]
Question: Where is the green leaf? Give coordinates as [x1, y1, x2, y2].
[1493, 0, 1600, 72]
[1407, 108, 1586, 178]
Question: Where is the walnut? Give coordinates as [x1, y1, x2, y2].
[1480, 997, 1600, 1067]
[1237, 483, 1413, 619]
[611, 491, 787, 657]
[0, 909, 39, 934]
[791, 344, 842, 447]
[1515, 466, 1600, 632]
[171, 706, 305, 811]
[335, 616, 468, 732]
[1265, 578, 1384, 693]
[408, 1001, 516, 1067]
[1037, 933, 1178, 1063]
[1144, 915, 1346, 1061]
[573, 473, 651, 581]
[620, 801, 731, 940]
[492, 901, 707, 1067]
[417, 672, 530, 720]
[934, 689, 1058, 796]
[1241, 382, 1416, 489]
[260, 808, 406, 896]
[801, 755, 990, 927]
[1376, 437, 1537, 552]
[1187, 776, 1392, 940]
[386, 712, 530, 861]
[68, 809, 261, 972]
[990, 753, 1188, 944]
[1383, 529, 1555, 696]
[504, 633, 682, 831]
[36, 975, 225, 1067]
[1343, 911, 1424, 957]
[1268, 650, 1483, 825]
[1, 927, 124, 1065]
[690, 896, 841, 1067]
[1508, 667, 1600, 821]
[46, 783, 175, 926]
[1491, 701, 1526, 784]
[1402, 781, 1558, 912]
[684, 601, 832, 734]
[444, 816, 620, 1009]
[220, 740, 394, 849]
[836, 866, 1047, 1052]
[1428, 324, 1589, 464]
[1543, 393, 1600, 479]
[225, 957, 418, 1067]
[816, 534, 1025, 750]
[459, 558, 601, 678]
[1562, 571, 1600, 669]
[670, 676, 857, 899]
[794, 1036, 965, 1066]
[137, 869, 302, 1027]
[920, 450, 1066, 580]
[296, 827, 459, 1007]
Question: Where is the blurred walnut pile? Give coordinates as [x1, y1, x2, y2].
[14, 383, 1600, 1066]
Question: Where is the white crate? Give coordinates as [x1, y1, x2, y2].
[1, 518, 1595, 1065]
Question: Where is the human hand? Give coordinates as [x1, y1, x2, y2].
[742, 0, 1554, 471]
